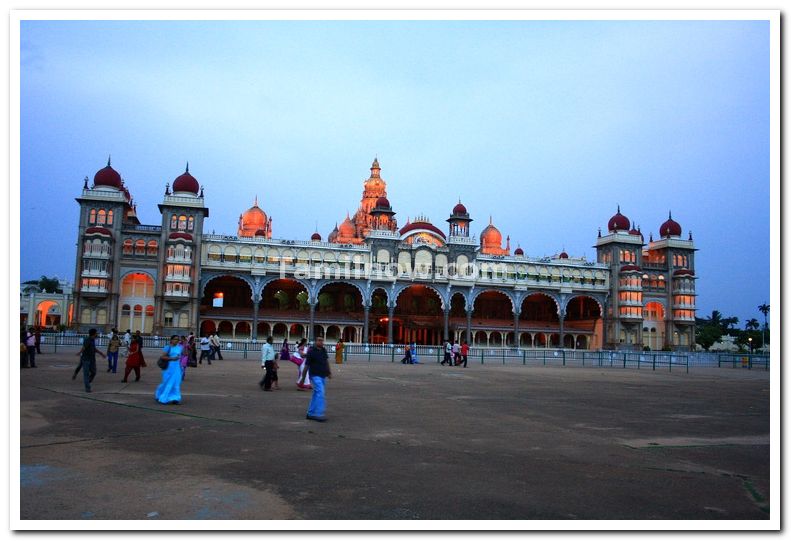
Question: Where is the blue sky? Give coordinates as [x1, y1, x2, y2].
[19, 19, 770, 325]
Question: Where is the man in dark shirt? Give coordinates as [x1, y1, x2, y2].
[304, 336, 331, 422]
[75, 328, 106, 393]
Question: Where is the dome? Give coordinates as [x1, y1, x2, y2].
[375, 196, 390, 208]
[172, 163, 200, 194]
[481, 222, 502, 248]
[514, 247, 524, 256]
[607, 206, 630, 232]
[338, 216, 355, 237]
[311, 232, 322, 241]
[559, 251, 569, 259]
[452, 201, 467, 215]
[241, 200, 268, 229]
[93, 157, 122, 189]
[399, 219, 447, 240]
[659, 211, 682, 238]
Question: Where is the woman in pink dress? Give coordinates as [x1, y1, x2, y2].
[289, 338, 312, 390]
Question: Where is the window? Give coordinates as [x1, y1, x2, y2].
[164, 311, 174, 326]
[147, 240, 158, 256]
[178, 313, 189, 328]
[123, 239, 133, 255]
[171, 215, 178, 229]
[145, 305, 155, 318]
[88, 209, 96, 224]
[97, 209, 107, 225]
[167, 245, 175, 259]
[134, 240, 146, 255]
[107, 210, 114, 225]
[187, 216, 194, 231]
[178, 216, 187, 230]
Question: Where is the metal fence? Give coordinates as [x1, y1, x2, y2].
[32, 334, 769, 371]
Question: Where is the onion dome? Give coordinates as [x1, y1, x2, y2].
[85, 226, 113, 237]
[172, 162, 200, 194]
[559, 251, 569, 259]
[93, 156, 123, 189]
[338, 214, 355, 237]
[375, 196, 390, 208]
[659, 211, 682, 238]
[480, 217, 503, 249]
[514, 246, 524, 256]
[452, 201, 467, 215]
[620, 264, 642, 273]
[168, 232, 193, 242]
[673, 269, 695, 277]
[607, 205, 630, 232]
[240, 196, 268, 229]
[399, 217, 447, 240]
[628, 221, 641, 236]
[311, 232, 322, 241]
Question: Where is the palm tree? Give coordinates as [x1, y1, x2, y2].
[745, 318, 760, 331]
[758, 303, 770, 349]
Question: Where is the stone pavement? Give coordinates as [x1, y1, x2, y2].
[19, 349, 771, 521]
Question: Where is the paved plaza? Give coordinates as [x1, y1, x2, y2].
[19, 348, 770, 521]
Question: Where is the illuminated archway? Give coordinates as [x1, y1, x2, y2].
[119, 272, 156, 333]
[394, 285, 444, 345]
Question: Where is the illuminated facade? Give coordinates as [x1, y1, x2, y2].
[71, 158, 697, 350]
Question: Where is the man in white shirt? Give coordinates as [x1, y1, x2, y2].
[199, 335, 212, 364]
[209, 332, 223, 360]
[259, 336, 278, 391]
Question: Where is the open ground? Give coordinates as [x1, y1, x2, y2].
[19, 348, 770, 521]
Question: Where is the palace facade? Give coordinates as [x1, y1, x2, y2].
[70, 158, 698, 350]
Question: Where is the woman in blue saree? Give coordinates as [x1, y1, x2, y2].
[156, 335, 184, 405]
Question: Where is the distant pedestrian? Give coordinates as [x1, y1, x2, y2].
[121, 337, 144, 383]
[133, 331, 145, 367]
[411, 342, 420, 364]
[25, 328, 37, 368]
[199, 334, 211, 364]
[260, 336, 278, 391]
[34, 328, 42, 354]
[452, 340, 461, 365]
[187, 333, 198, 367]
[106, 330, 121, 373]
[210, 332, 223, 360]
[400, 343, 412, 364]
[155, 335, 184, 405]
[178, 336, 190, 380]
[280, 338, 291, 363]
[305, 336, 331, 422]
[441, 340, 452, 365]
[461, 341, 469, 368]
[335, 339, 344, 364]
[74, 328, 105, 393]
[292, 338, 312, 390]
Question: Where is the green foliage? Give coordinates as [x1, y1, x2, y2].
[37, 275, 62, 294]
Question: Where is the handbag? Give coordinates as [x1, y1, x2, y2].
[157, 357, 168, 370]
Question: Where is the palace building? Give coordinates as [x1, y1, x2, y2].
[70, 157, 698, 350]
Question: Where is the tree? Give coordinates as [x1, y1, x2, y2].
[37, 275, 62, 294]
[758, 303, 770, 347]
[696, 325, 722, 351]
[745, 318, 760, 331]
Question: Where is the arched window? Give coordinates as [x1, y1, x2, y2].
[147, 240, 158, 256]
[134, 240, 146, 255]
[88, 209, 97, 224]
[107, 210, 114, 225]
[167, 245, 175, 259]
[178, 313, 189, 328]
[178, 216, 187, 230]
[123, 239, 133, 255]
[187, 216, 194, 231]
[97, 209, 107, 225]
[184, 246, 192, 260]
[171, 215, 178, 229]
[80, 307, 92, 324]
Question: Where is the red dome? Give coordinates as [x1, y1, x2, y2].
[85, 226, 113, 237]
[399, 220, 447, 240]
[311, 232, 322, 241]
[168, 232, 193, 242]
[452, 202, 467, 215]
[173, 164, 200, 194]
[608, 206, 630, 232]
[514, 247, 524, 256]
[559, 251, 569, 259]
[659, 212, 682, 238]
[93, 158, 122, 189]
[375, 196, 390, 208]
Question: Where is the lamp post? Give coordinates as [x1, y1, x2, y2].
[748, 336, 753, 355]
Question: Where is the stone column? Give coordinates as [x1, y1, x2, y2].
[363, 304, 370, 343]
[251, 294, 260, 340]
[513, 309, 520, 348]
[466, 309, 472, 345]
[443, 308, 450, 341]
[387, 305, 395, 344]
[558, 309, 566, 349]
[308, 302, 316, 341]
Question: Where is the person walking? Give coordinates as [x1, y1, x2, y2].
[441, 340, 452, 365]
[305, 336, 331, 422]
[25, 328, 37, 368]
[187, 333, 198, 367]
[292, 338, 312, 390]
[280, 338, 291, 363]
[411, 342, 420, 364]
[199, 334, 211, 364]
[34, 328, 42, 355]
[121, 336, 144, 383]
[452, 340, 461, 365]
[155, 335, 184, 405]
[400, 343, 412, 364]
[260, 336, 277, 391]
[210, 332, 223, 360]
[133, 331, 146, 367]
[106, 330, 121, 373]
[461, 341, 470, 368]
[335, 339, 344, 364]
[75, 328, 105, 393]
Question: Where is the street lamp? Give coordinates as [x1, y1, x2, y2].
[748, 336, 753, 354]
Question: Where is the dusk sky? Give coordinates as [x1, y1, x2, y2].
[19, 19, 770, 325]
